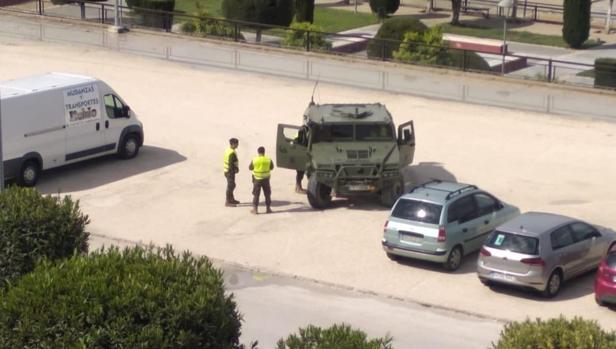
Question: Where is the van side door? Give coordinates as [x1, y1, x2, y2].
[276, 124, 309, 171]
[397, 120, 415, 167]
[64, 83, 106, 163]
[103, 93, 133, 150]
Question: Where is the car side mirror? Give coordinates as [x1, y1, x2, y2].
[122, 105, 131, 118]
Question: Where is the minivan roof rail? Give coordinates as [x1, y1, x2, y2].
[445, 185, 478, 201]
[408, 179, 442, 194]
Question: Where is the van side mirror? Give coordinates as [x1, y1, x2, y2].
[122, 105, 131, 118]
[403, 129, 411, 143]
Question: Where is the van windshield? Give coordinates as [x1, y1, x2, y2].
[485, 231, 539, 255]
[391, 199, 442, 224]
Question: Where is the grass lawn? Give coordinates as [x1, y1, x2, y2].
[438, 23, 601, 48]
[173, 0, 378, 33]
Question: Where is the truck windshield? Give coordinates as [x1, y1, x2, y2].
[312, 124, 394, 143]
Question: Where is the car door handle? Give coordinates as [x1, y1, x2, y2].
[484, 220, 490, 225]
[96, 122, 100, 131]
[105, 120, 109, 128]
[462, 228, 468, 233]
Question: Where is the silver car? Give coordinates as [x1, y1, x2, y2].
[477, 212, 616, 298]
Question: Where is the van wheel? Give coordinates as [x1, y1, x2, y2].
[543, 270, 562, 298]
[119, 134, 140, 159]
[307, 175, 332, 209]
[380, 178, 404, 207]
[18, 160, 40, 187]
[443, 245, 463, 271]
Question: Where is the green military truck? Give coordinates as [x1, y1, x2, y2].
[276, 102, 415, 208]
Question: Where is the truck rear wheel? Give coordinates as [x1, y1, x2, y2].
[18, 160, 40, 187]
[307, 175, 332, 209]
[380, 178, 404, 207]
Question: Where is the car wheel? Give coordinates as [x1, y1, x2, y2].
[596, 296, 606, 307]
[543, 270, 562, 298]
[380, 178, 403, 207]
[119, 134, 140, 159]
[18, 160, 40, 187]
[443, 246, 463, 271]
[307, 175, 332, 209]
[479, 278, 492, 287]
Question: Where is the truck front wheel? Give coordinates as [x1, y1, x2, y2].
[307, 175, 332, 209]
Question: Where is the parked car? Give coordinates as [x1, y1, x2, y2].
[595, 246, 616, 306]
[477, 212, 616, 298]
[382, 180, 519, 271]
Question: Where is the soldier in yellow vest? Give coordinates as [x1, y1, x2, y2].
[223, 138, 240, 207]
[248, 146, 274, 214]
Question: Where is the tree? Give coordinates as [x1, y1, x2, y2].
[562, 0, 591, 48]
[606, 0, 614, 33]
[451, 0, 462, 24]
[222, 0, 294, 42]
[367, 17, 427, 60]
[369, 0, 401, 18]
[295, 0, 315, 23]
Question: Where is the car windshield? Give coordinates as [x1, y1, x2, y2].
[355, 124, 394, 141]
[391, 199, 442, 224]
[607, 252, 616, 268]
[485, 231, 539, 255]
[312, 124, 353, 142]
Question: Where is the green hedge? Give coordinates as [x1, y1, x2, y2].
[276, 324, 393, 349]
[126, 0, 176, 30]
[282, 22, 332, 51]
[562, 0, 590, 48]
[0, 245, 243, 348]
[0, 187, 89, 289]
[594, 57, 616, 89]
[492, 316, 616, 349]
[367, 17, 427, 60]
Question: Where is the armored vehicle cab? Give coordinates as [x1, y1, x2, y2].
[276, 103, 415, 208]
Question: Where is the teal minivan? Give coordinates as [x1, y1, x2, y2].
[382, 180, 519, 271]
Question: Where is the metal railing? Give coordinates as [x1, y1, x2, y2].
[1, 0, 614, 90]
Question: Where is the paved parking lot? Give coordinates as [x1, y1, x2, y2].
[1, 35, 615, 329]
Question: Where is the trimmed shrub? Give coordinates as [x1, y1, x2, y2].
[369, 0, 400, 18]
[0, 187, 89, 289]
[276, 323, 394, 349]
[126, 0, 176, 30]
[0, 245, 243, 348]
[295, 0, 315, 23]
[446, 49, 491, 71]
[181, 5, 242, 40]
[367, 17, 427, 60]
[492, 316, 616, 349]
[594, 57, 616, 89]
[222, 0, 294, 27]
[562, 0, 591, 48]
[283, 22, 332, 51]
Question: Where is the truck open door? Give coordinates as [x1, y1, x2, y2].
[276, 124, 309, 171]
[397, 120, 415, 167]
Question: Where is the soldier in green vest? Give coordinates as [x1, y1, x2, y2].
[248, 146, 274, 214]
[223, 138, 240, 207]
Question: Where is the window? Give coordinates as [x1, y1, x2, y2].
[551, 226, 574, 250]
[312, 124, 353, 142]
[485, 231, 539, 255]
[355, 124, 394, 141]
[104, 94, 125, 119]
[447, 195, 478, 223]
[475, 193, 499, 216]
[570, 222, 599, 242]
[607, 252, 616, 268]
[391, 199, 442, 225]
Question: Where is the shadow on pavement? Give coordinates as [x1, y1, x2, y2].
[402, 161, 457, 188]
[390, 250, 480, 274]
[484, 268, 596, 301]
[36, 145, 186, 194]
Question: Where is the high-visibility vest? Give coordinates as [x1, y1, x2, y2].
[252, 155, 272, 180]
[223, 147, 237, 172]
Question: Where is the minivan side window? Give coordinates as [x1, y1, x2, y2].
[550, 226, 575, 250]
[104, 94, 125, 119]
[475, 193, 499, 216]
[570, 222, 600, 242]
[447, 195, 477, 223]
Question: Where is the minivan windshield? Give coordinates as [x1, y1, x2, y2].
[391, 199, 442, 224]
[485, 231, 539, 255]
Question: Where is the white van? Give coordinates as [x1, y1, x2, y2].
[0, 72, 144, 186]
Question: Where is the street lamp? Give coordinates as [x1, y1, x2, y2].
[498, 0, 513, 75]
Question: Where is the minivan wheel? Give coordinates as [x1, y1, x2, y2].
[307, 175, 332, 209]
[119, 134, 140, 159]
[543, 270, 562, 298]
[443, 246, 463, 271]
[18, 160, 40, 187]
